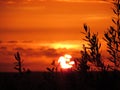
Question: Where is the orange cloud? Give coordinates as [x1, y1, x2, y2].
[0, 41, 82, 72]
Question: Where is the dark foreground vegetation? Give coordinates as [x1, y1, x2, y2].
[0, 71, 120, 90]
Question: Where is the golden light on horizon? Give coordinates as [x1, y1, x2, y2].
[58, 54, 75, 69]
[51, 43, 80, 49]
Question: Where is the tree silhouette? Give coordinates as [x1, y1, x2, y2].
[77, 44, 90, 73]
[103, 0, 120, 70]
[14, 52, 23, 74]
[46, 60, 57, 73]
[82, 24, 104, 71]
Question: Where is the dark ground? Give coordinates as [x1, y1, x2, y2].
[0, 71, 120, 90]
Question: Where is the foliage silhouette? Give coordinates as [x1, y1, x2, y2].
[76, 44, 90, 73]
[46, 60, 57, 73]
[82, 24, 104, 71]
[103, 0, 120, 70]
[14, 52, 23, 74]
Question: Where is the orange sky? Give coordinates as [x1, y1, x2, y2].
[0, 0, 114, 72]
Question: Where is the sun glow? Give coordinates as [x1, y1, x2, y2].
[58, 54, 75, 69]
[51, 43, 80, 49]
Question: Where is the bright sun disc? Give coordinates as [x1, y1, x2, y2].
[58, 54, 75, 69]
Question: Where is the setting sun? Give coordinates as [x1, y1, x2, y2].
[58, 54, 75, 69]
[0, 0, 113, 72]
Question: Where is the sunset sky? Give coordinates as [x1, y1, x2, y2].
[0, 0, 113, 72]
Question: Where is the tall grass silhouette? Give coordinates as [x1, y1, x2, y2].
[103, 0, 120, 71]
[14, 52, 23, 74]
[76, 44, 90, 73]
[14, 52, 31, 75]
[80, 24, 104, 71]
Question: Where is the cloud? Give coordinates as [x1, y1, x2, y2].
[11, 46, 59, 57]
[0, 49, 14, 56]
[14, 47, 25, 51]
[0, 41, 82, 72]
[22, 41, 33, 43]
[0, 46, 7, 50]
[40, 48, 61, 57]
[11, 45, 79, 59]
[7, 41, 18, 43]
[0, 40, 82, 59]
[25, 47, 60, 58]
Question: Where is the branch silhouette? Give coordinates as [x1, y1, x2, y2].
[103, 0, 120, 70]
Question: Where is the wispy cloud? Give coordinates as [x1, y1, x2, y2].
[22, 41, 33, 43]
[0, 46, 7, 50]
[0, 40, 81, 72]
[7, 41, 18, 43]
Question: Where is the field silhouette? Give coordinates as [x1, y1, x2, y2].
[0, 71, 120, 90]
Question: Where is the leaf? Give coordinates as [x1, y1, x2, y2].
[104, 33, 111, 42]
[118, 32, 120, 38]
[103, 37, 108, 42]
[85, 36, 89, 39]
[84, 24, 88, 32]
[119, 4, 120, 10]
[107, 57, 114, 63]
[88, 31, 90, 38]
[14, 54, 18, 61]
[113, 9, 117, 14]
[46, 67, 52, 72]
[107, 50, 112, 55]
[14, 52, 21, 61]
[112, 19, 116, 24]
[16, 52, 21, 60]
[109, 29, 113, 34]
[117, 19, 119, 25]
[110, 26, 115, 31]
[83, 39, 88, 41]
